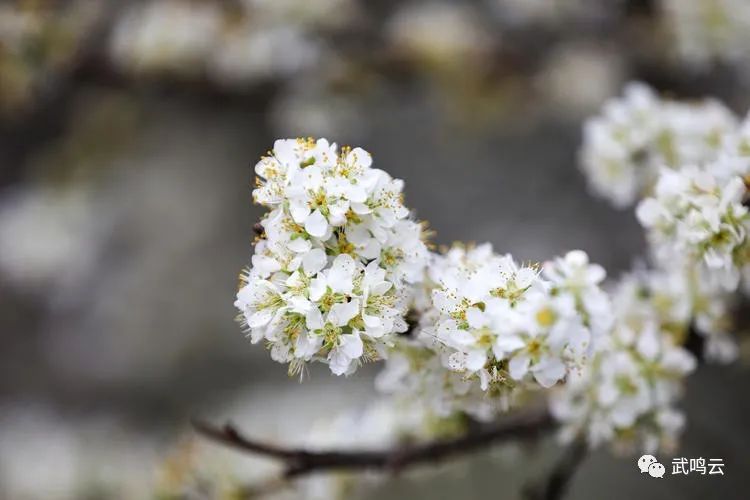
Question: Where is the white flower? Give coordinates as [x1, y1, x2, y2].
[613, 264, 738, 365]
[252, 138, 429, 284]
[0, 187, 99, 292]
[663, 0, 750, 68]
[636, 165, 748, 290]
[580, 82, 661, 207]
[310, 254, 357, 298]
[110, 0, 223, 76]
[550, 268, 698, 454]
[580, 82, 737, 207]
[208, 24, 319, 86]
[373, 246, 609, 421]
[376, 341, 509, 421]
[502, 291, 589, 387]
[424, 244, 600, 394]
[235, 138, 429, 376]
[359, 261, 400, 338]
[234, 279, 285, 342]
[387, 2, 492, 69]
[111, 0, 355, 87]
[704, 332, 739, 363]
[328, 331, 364, 375]
[543, 250, 614, 342]
[706, 113, 750, 196]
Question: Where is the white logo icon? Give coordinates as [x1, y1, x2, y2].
[648, 462, 666, 478]
[638, 454, 658, 473]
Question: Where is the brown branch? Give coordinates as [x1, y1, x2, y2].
[193, 408, 554, 478]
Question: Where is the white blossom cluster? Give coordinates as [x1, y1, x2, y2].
[231, 129, 743, 463]
[580, 82, 737, 207]
[234, 138, 429, 376]
[110, 0, 356, 85]
[374, 245, 611, 422]
[109, 0, 223, 78]
[560, 83, 749, 453]
[550, 270, 698, 454]
[632, 114, 750, 322]
[386, 2, 492, 71]
[636, 165, 749, 290]
[376, 340, 509, 422]
[662, 0, 750, 69]
[542, 250, 614, 342]
[580, 82, 748, 364]
[426, 245, 601, 391]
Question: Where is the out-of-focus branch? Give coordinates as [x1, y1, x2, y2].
[684, 325, 706, 362]
[193, 408, 554, 479]
[523, 438, 587, 500]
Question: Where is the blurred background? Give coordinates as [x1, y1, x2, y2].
[1, 0, 749, 498]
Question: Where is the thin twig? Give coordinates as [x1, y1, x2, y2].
[523, 438, 587, 500]
[193, 409, 554, 479]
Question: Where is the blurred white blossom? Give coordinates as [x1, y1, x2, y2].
[387, 2, 493, 70]
[376, 339, 512, 421]
[536, 43, 625, 119]
[110, 0, 357, 85]
[636, 165, 748, 290]
[662, 0, 750, 68]
[0, 405, 158, 500]
[580, 82, 737, 207]
[0, 187, 100, 293]
[110, 0, 223, 77]
[157, 385, 449, 500]
[582, 82, 748, 362]
[550, 270, 697, 454]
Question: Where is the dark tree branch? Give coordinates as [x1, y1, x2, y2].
[523, 439, 587, 500]
[193, 408, 554, 479]
[684, 324, 706, 361]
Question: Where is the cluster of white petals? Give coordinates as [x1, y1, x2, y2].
[234, 138, 429, 376]
[580, 82, 737, 207]
[386, 2, 492, 69]
[662, 0, 750, 68]
[425, 245, 599, 391]
[550, 270, 698, 454]
[553, 85, 748, 455]
[542, 250, 614, 342]
[230, 126, 744, 462]
[637, 165, 749, 290]
[374, 245, 610, 422]
[110, 0, 355, 85]
[376, 339, 509, 422]
[581, 81, 747, 367]
[110, 0, 224, 77]
[632, 109, 750, 303]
